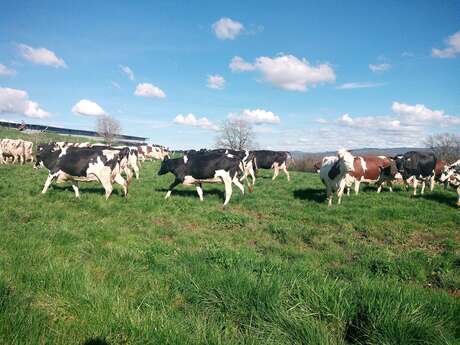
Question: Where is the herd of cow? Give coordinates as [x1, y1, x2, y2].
[1, 137, 459, 208]
[317, 150, 460, 207]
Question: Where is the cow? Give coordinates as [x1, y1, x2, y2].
[346, 155, 398, 195]
[319, 149, 355, 206]
[439, 160, 460, 207]
[138, 144, 169, 161]
[36, 144, 129, 199]
[198, 149, 256, 191]
[0, 139, 25, 164]
[157, 152, 246, 206]
[434, 159, 448, 190]
[252, 150, 292, 181]
[394, 151, 437, 196]
[23, 140, 34, 163]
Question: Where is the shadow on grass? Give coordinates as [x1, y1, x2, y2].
[293, 188, 326, 203]
[51, 185, 123, 196]
[155, 187, 224, 199]
[83, 337, 110, 345]
[423, 192, 458, 208]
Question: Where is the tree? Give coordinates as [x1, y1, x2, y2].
[424, 132, 460, 163]
[96, 115, 121, 143]
[215, 119, 256, 150]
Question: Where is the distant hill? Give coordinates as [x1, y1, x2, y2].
[290, 147, 428, 160]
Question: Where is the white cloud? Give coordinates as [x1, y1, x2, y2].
[229, 108, 281, 125]
[72, 99, 106, 116]
[134, 83, 166, 98]
[173, 113, 218, 130]
[317, 102, 459, 136]
[0, 64, 16, 76]
[432, 30, 460, 58]
[212, 17, 244, 40]
[119, 65, 135, 80]
[17, 44, 67, 68]
[369, 63, 391, 73]
[207, 74, 225, 90]
[230, 54, 335, 91]
[229, 56, 256, 72]
[391, 102, 444, 123]
[0, 87, 50, 118]
[336, 82, 385, 89]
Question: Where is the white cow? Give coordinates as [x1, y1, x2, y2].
[319, 149, 355, 206]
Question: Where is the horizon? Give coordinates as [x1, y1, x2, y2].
[1, 1, 459, 151]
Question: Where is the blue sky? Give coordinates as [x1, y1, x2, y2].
[1, 0, 459, 151]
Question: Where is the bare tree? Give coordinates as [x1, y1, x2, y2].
[97, 115, 121, 143]
[215, 119, 256, 150]
[424, 132, 460, 163]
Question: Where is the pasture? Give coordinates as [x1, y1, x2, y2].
[0, 157, 459, 344]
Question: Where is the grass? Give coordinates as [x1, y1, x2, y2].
[0, 129, 459, 344]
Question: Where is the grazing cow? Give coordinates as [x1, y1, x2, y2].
[346, 155, 398, 195]
[252, 150, 292, 181]
[158, 152, 245, 206]
[440, 160, 460, 207]
[36, 144, 129, 199]
[394, 151, 437, 196]
[319, 149, 355, 206]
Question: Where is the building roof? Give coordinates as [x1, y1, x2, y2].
[0, 121, 147, 143]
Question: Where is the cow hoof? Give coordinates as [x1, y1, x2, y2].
[248, 186, 254, 193]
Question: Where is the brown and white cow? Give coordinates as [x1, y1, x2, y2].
[138, 145, 169, 162]
[346, 155, 397, 195]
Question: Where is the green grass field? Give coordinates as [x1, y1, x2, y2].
[1, 132, 459, 344]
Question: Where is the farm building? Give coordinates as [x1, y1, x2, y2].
[0, 120, 147, 145]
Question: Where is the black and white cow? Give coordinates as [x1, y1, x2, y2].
[207, 149, 256, 191]
[157, 152, 245, 206]
[36, 144, 129, 199]
[440, 159, 460, 207]
[319, 149, 355, 206]
[394, 151, 437, 196]
[252, 150, 292, 181]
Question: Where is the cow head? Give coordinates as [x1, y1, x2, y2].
[338, 149, 355, 173]
[158, 157, 172, 175]
[393, 155, 405, 174]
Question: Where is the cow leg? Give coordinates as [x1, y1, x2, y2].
[123, 167, 133, 185]
[388, 180, 393, 192]
[421, 180, 426, 195]
[272, 163, 280, 180]
[98, 175, 113, 200]
[412, 179, 418, 196]
[133, 165, 139, 179]
[232, 174, 245, 195]
[196, 183, 204, 201]
[114, 173, 128, 197]
[71, 182, 80, 198]
[346, 186, 350, 196]
[354, 181, 360, 195]
[327, 186, 333, 207]
[41, 173, 59, 194]
[430, 175, 435, 192]
[215, 171, 233, 206]
[281, 162, 290, 181]
[457, 186, 460, 207]
[165, 179, 181, 199]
